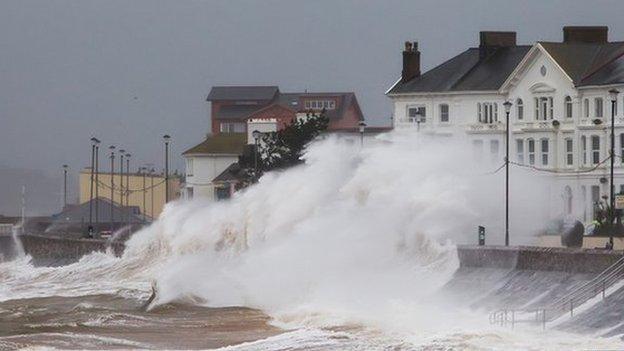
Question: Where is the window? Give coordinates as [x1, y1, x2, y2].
[479, 102, 498, 123]
[220, 122, 246, 133]
[541, 138, 549, 166]
[581, 136, 587, 166]
[439, 104, 449, 123]
[186, 158, 194, 176]
[565, 96, 573, 118]
[187, 187, 194, 199]
[472, 139, 483, 161]
[595, 98, 604, 117]
[408, 106, 426, 123]
[591, 135, 600, 164]
[215, 186, 231, 200]
[516, 99, 524, 120]
[528, 139, 535, 165]
[534, 97, 553, 120]
[621, 134, 624, 165]
[305, 100, 336, 110]
[584, 98, 590, 118]
[490, 140, 499, 163]
[564, 186, 573, 214]
[565, 138, 573, 166]
[516, 139, 524, 164]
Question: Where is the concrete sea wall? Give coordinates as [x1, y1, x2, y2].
[457, 245, 623, 274]
[1, 234, 123, 266]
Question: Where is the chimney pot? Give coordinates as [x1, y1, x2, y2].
[402, 41, 420, 82]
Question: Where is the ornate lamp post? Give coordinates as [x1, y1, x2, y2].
[609, 88, 620, 247]
[163, 135, 171, 202]
[503, 100, 513, 247]
[358, 121, 367, 147]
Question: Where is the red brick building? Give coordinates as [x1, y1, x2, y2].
[206, 86, 365, 135]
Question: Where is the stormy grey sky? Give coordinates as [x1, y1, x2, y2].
[1, 0, 624, 215]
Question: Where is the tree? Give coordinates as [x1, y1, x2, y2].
[237, 110, 329, 189]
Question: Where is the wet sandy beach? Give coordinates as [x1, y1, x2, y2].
[0, 294, 283, 350]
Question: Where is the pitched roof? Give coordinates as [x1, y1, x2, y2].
[51, 197, 144, 224]
[388, 46, 531, 94]
[217, 105, 263, 120]
[277, 92, 360, 120]
[539, 41, 624, 86]
[182, 133, 247, 156]
[212, 162, 246, 183]
[207, 86, 279, 101]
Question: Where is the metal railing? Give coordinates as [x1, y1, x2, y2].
[489, 254, 624, 328]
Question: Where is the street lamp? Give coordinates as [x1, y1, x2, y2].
[163, 135, 171, 202]
[93, 138, 100, 227]
[109, 145, 116, 232]
[119, 149, 125, 215]
[358, 121, 367, 147]
[89, 137, 98, 227]
[503, 100, 513, 247]
[140, 166, 147, 223]
[252, 130, 262, 181]
[609, 88, 620, 247]
[62, 164, 68, 209]
[125, 152, 131, 227]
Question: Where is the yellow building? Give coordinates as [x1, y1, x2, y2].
[79, 169, 181, 220]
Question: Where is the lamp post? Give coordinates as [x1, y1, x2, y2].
[358, 121, 367, 147]
[163, 135, 171, 202]
[62, 164, 68, 208]
[119, 149, 125, 217]
[89, 137, 97, 227]
[609, 89, 620, 247]
[503, 100, 513, 247]
[109, 145, 116, 232]
[125, 152, 131, 227]
[94, 138, 100, 227]
[149, 167, 155, 219]
[141, 166, 147, 223]
[252, 130, 262, 181]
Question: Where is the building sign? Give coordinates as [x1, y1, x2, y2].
[616, 195, 624, 210]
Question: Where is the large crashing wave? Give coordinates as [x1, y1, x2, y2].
[1, 131, 553, 331]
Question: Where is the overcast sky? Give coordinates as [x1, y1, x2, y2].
[2, 0, 624, 214]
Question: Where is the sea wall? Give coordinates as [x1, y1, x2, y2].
[12, 235, 124, 266]
[457, 245, 623, 274]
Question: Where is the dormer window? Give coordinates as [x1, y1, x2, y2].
[304, 100, 336, 110]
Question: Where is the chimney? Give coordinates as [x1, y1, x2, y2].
[479, 31, 517, 59]
[402, 41, 420, 82]
[563, 26, 608, 44]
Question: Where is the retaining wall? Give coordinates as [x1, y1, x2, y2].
[457, 245, 624, 274]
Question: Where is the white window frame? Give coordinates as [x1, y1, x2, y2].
[565, 96, 573, 118]
[595, 97, 604, 118]
[584, 98, 590, 118]
[407, 105, 426, 124]
[527, 138, 535, 165]
[186, 158, 194, 176]
[516, 139, 524, 164]
[541, 138, 549, 166]
[565, 138, 573, 166]
[516, 98, 523, 121]
[591, 135, 600, 165]
[439, 104, 450, 123]
[581, 135, 587, 166]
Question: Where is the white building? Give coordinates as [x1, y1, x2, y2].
[387, 27, 624, 224]
[182, 133, 246, 200]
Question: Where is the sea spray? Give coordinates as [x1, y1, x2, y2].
[0, 131, 554, 335]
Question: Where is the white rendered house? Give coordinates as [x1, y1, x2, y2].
[387, 27, 624, 224]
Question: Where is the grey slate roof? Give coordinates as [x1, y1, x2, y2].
[207, 86, 279, 101]
[212, 162, 245, 183]
[388, 46, 531, 94]
[539, 41, 624, 86]
[52, 198, 144, 224]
